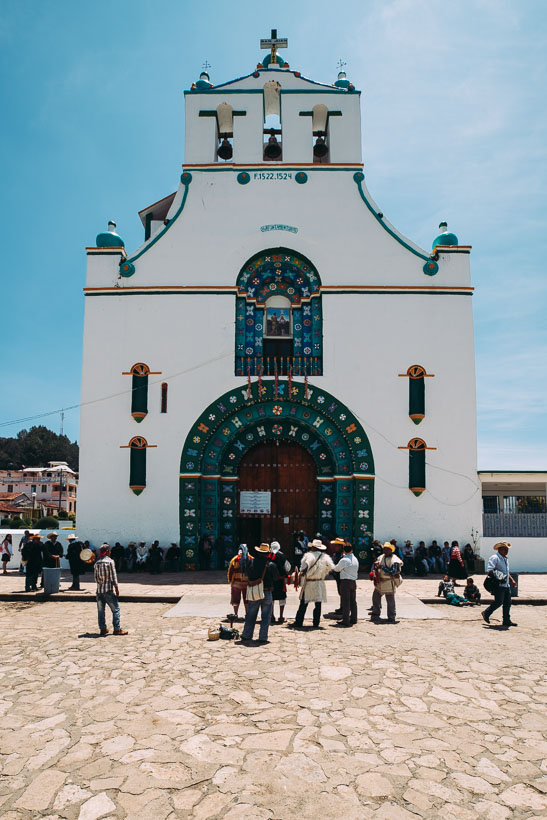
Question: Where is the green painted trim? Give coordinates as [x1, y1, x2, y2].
[120, 173, 193, 277]
[85, 289, 472, 298]
[299, 110, 343, 116]
[199, 110, 247, 117]
[183, 165, 360, 173]
[185, 88, 359, 96]
[86, 251, 126, 256]
[353, 172, 435, 268]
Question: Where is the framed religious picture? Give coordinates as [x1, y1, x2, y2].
[266, 307, 290, 337]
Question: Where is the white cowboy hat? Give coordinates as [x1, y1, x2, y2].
[310, 538, 326, 551]
[66, 534, 77, 540]
[270, 541, 281, 553]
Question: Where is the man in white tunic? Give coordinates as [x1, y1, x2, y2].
[482, 541, 517, 627]
[290, 539, 334, 629]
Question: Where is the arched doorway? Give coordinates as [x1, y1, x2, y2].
[238, 440, 318, 556]
[179, 380, 375, 570]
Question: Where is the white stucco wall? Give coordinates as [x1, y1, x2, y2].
[78, 69, 480, 552]
[480, 538, 547, 573]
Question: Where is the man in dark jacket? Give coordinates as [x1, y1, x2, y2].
[40, 532, 63, 588]
[42, 532, 63, 568]
[22, 534, 43, 591]
[110, 542, 125, 574]
[240, 543, 280, 643]
[66, 534, 85, 590]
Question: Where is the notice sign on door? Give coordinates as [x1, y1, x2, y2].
[240, 491, 271, 515]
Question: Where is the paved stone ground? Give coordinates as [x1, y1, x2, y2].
[1, 569, 546, 601]
[1, 601, 547, 819]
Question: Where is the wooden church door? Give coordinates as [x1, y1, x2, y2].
[237, 440, 318, 558]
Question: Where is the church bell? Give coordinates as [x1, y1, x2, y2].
[313, 134, 328, 158]
[264, 130, 282, 160]
[217, 135, 233, 160]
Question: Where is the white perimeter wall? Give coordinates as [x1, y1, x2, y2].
[480, 537, 547, 573]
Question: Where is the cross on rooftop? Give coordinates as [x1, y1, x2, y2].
[202, 60, 211, 72]
[260, 28, 288, 64]
[337, 59, 347, 71]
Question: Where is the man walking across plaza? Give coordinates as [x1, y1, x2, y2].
[94, 544, 128, 636]
[482, 541, 517, 627]
[331, 542, 359, 627]
[291, 538, 334, 629]
[370, 542, 403, 623]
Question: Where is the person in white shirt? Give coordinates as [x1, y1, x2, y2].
[331, 542, 359, 626]
[290, 539, 334, 629]
[482, 541, 517, 627]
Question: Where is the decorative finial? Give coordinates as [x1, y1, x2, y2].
[202, 60, 211, 72]
[337, 59, 347, 72]
[260, 28, 288, 65]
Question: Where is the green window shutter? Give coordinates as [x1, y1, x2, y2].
[409, 376, 425, 424]
[409, 439, 426, 496]
[129, 438, 147, 495]
[131, 371, 148, 422]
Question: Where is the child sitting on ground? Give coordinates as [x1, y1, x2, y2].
[463, 577, 481, 605]
[437, 575, 472, 607]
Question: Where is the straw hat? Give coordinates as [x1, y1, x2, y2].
[66, 534, 77, 540]
[48, 532, 58, 538]
[382, 542, 395, 552]
[493, 541, 511, 551]
[332, 537, 346, 545]
[255, 543, 270, 553]
[128, 541, 136, 546]
[310, 538, 326, 551]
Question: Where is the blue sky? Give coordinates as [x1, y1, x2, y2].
[1, 0, 546, 468]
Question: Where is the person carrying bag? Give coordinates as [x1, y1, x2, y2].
[240, 544, 279, 643]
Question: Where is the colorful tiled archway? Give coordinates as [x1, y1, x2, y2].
[179, 380, 374, 569]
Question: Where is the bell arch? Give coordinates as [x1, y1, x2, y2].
[179, 380, 374, 570]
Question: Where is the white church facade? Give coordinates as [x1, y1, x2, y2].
[78, 33, 482, 568]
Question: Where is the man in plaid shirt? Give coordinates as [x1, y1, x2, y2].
[94, 544, 128, 636]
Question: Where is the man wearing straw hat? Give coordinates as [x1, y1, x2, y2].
[482, 541, 518, 627]
[370, 542, 403, 623]
[291, 539, 335, 629]
[239, 543, 280, 643]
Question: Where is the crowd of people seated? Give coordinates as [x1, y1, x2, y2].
[370, 538, 479, 577]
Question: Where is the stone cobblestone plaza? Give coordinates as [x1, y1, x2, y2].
[1, 574, 546, 819]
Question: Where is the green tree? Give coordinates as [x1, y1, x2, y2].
[0, 426, 79, 471]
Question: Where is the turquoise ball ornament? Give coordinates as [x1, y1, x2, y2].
[432, 222, 458, 249]
[96, 221, 124, 248]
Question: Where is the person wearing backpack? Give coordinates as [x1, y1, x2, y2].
[239, 543, 280, 644]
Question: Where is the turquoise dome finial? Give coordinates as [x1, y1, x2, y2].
[262, 52, 286, 68]
[195, 70, 213, 89]
[335, 70, 350, 89]
[96, 221, 125, 248]
[432, 221, 458, 250]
